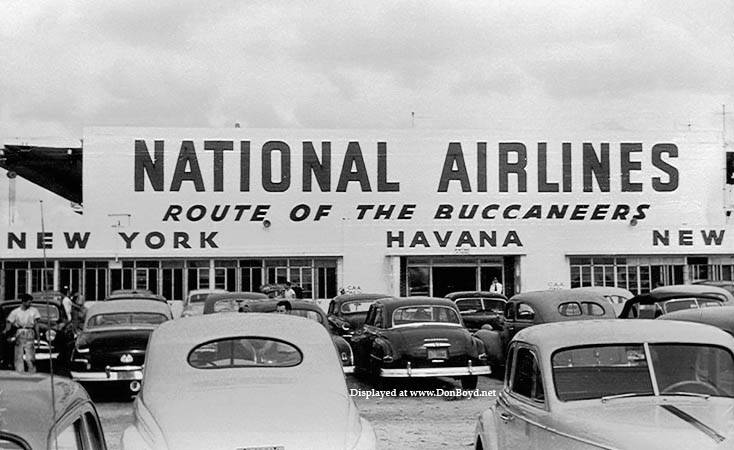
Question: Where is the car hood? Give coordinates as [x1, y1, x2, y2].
[549, 398, 734, 449]
[148, 385, 360, 450]
[388, 324, 472, 355]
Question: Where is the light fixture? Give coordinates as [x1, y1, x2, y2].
[263, 219, 271, 228]
[630, 218, 638, 226]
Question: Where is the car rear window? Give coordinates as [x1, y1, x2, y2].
[188, 337, 302, 369]
[340, 301, 374, 314]
[87, 312, 168, 328]
[558, 302, 606, 316]
[392, 306, 461, 326]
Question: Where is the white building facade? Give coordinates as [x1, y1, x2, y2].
[2, 127, 733, 304]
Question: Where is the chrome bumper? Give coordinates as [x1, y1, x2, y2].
[380, 364, 491, 378]
[71, 366, 143, 381]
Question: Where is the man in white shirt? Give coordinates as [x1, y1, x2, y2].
[4, 293, 41, 373]
[283, 281, 296, 300]
[489, 277, 504, 295]
[61, 287, 73, 323]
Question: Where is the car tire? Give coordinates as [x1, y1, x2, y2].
[461, 375, 478, 390]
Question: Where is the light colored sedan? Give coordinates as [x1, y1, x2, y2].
[475, 319, 734, 450]
[122, 313, 376, 450]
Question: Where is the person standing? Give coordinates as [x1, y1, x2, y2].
[4, 293, 41, 373]
[61, 287, 73, 323]
[283, 282, 296, 299]
[489, 277, 504, 295]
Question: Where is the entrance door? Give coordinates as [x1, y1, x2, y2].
[432, 267, 476, 297]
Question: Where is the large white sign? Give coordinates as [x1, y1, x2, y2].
[1, 128, 728, 257]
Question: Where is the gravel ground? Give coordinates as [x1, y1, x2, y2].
[97, 375, 503, 450]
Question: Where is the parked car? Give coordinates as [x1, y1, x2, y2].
[204, 297, 356, 374]
[69, 299, 173, 396]
[122, 313, 376, 450]
[351, 297, 491, 389]
[475, 289, 616, 375]
[444, 291, 508, 331]
[571, 285, 634, 316]
[31, 289, 87, 332]
[0, 296, 77, 372]
[620, 284, 731, 319]
[0, 371, 108, 450]
[201, 291, 270, 314]
[180, 288, 229, 317]
[693, 279, 734, 296]
[474, 319, 734, 450]
[658, 306, 734, 336]
[327, 293, 391, 340]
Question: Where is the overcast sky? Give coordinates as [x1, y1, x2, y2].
[1, 0, 733, 144]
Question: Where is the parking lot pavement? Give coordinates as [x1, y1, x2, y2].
[97, 375, 503, 450]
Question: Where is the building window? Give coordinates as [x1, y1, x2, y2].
[570, 256, 685, 294]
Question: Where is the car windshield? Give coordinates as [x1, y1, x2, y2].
[552, 343, 734, 401]
[86, 312, 168, 328]
[2, 304, 60, 322]
[392, 305, 461, 326]
[288, 309, 324, 325]
[663, 298, 723, 313]
[189, 293, 211, 304]
[340, 301, 374, 314]
[188, 337, 302, 368]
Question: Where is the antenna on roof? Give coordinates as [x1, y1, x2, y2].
[40, 201, 58, 448]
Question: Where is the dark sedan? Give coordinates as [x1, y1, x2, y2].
[69, 299, 172, 396]
[0, 297, 76, 372]
[327, 293, 391, 340]
[351, 297, 491, 389]
[444, 291, 507, 331]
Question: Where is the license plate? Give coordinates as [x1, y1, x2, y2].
[428, 349, 448, 359]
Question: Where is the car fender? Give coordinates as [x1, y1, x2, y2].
[331, 335, 354, 366]
[372, 336, 399, 361]
[473, 328, 504, 369]
[475, 404, 501, 450]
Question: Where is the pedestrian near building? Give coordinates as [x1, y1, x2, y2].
[61, 286, 73, 323]
[284, 282, 297, 299]
[3, 293, 41, 373]
[489, 277, 504, 295]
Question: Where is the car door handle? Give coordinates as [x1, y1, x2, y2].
[498, 412, 514, 423]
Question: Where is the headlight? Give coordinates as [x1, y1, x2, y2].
[45, 330, 57, 342]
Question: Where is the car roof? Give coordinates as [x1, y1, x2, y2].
[202, 292, 270, 312]
[86, 299, 173, 316]
[331, 293, 392, 303]
[658, 306, 734, 335]
[2, 297, 63, 307]
[444, 291, 507, 300]
[0, 371, 91, 448]
[652, 284, 734, 301]
[570, 286, 634, 298]
[142, 313, 346, 400]
[105, 292, 167, 302]
[186, 288, 228, 297]
[513, 319, 734, 351]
